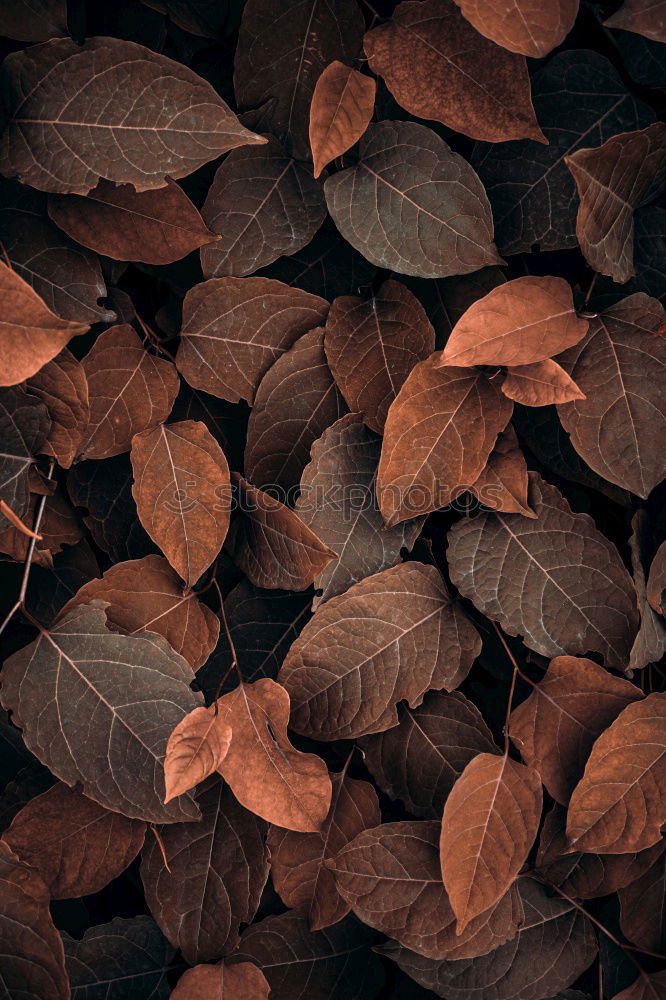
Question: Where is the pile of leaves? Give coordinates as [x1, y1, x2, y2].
[0, 0, 664, 998]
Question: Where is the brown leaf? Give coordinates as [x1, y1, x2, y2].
[0, 36, 264, 195]
[79, 325, 179, 460]
[48, 178, 220, 265]
[245, 326, 348, 493]
[141, 778, 268, 963]
[469, 424, 535, 516]
[438, 276, 588, 368]
[510, 655, 642, 805]
[364, 0, 545, 143]
[201, 137, 327, 278]
[62, 915, 175, 996]
[171, 961, 270, 1000]
[177, 277, 329, 405]
[557, 293, 665, 498]
[3, 781, 145, 898]
[163, 706, 232, 802]
[453, 0, 579, 56]
[0, 260, 88, 386]
[0, 603, 203, 823]
[619, 847, 666, 953]
[377, 357, 513, 527]
[60, 554, 219, 670]
[566, 692, 666, 853]
[380, 877, 598, 1000]
[440, 752, 542, 931]
[502, 360, 585, 406]
[280, 561, 481, 740]
[226, 473, 337, 591]
[324, 280, 435, 433]
[234, 0, 365, 161]
[360, 690, 498, 820]
[611, 972, 666, 1000]
[131, 420, 232, 587]
[565, 123, 666, 282]
[0, 488, 83, 565]
[268, 769, 380, 931]
[0, 0, 67, 42]
[0, 840, 69, 1000]
[647, 540, 666, 616]
[324, 120, 503, 278]
[447, 472, 639, 670]
[296, 413, 424, 607]
[310, 62, 376, 179]
[629, 510, 666, 670]
[605, 0, 666, 44]
[0, 387, 51, 525]
[215, 678, 332, 832]
[26, 349, 89, 468]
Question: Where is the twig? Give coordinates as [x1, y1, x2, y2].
[491, 620, 538, 754]
[150, 825, 171, 872]
[583, 272, 598, 307]
[212, 578, 243, 686]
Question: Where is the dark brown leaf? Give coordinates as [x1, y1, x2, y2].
[453, 0, 579, 57]
[3, 781, 145, 898]
[0, 36, 264, 194]
[647, 540, 666, 616]
[447, 472, 639, 670]
[502, 360, 585, 406]
[605, 0, 666, 43]
[324, 280, 435, 433]
[325, 121, 503, 278]
[171, 961, 270, 999]
[629, 510, 666, 670]
[141, 778, 268, 963]
[0, 0, 67, 41]
[26, 349, 89, 469]
[611, 972, 666, 1000]
[48, 178, 220, 265]
[618, 848, 666, 953]
[468, 424, 535, 516]
[201, 137, 327, 278]
[364, 0, 544, 143]
[280, 561, 481, 740]
[0, 387, 50, 525]
[310, 62, 376, 179]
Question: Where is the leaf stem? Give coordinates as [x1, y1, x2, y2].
[212, 578, 243, 686]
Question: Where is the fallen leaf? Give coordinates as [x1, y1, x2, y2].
[310, 62, 376, 179]
[280, 561, 481, 740]
[438, 276, 588, 368]
[618, 848, 666, 953]
[3, 781, 145, 898]
[296, 413, 424, 607]
[325, 120, 503, 278]
[163, 706, 232, 802]
[244, 326, 348, 493]
[234, 0, 365, 161]
[0, 840, 69, 1000]
[324, 279, 435, 433]
[565, 123, 666, 282]
[79, 324, 180, 460]
[440, 753, 542, 931]
[171, 961, 270, 1000]
[447, 471, 639, 670]
[360, 689, 498, 819]
[141, 778, 268, 962]
[566, 692, 666, 853]
[177, 276, 328, 405]
[215, 678, 332, 832]
[557, 293, 666, 498]
[201, 137, 327, 278]
[0, 0, 67, 41]
[453, 0, 579, 56]
[510, 656, 642, 804]
[502, 360, 585, 406]
[268, 769, 380, 931]
[0, 36, 264, 194]
[0, 602, 203, 823]
[48, 178, 220, 265]
[605, 0, 666, 43]
[377, 356, 513, 526]
[364, 0, 544, 143]
[468, 424, 535, 516]
[131, 419, 232, 587]
[0, 387, 51, 525]
[26, 349, 89, 468]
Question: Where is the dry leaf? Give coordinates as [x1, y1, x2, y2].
[468, 424, 534, 516]
[0, 387, 51, 525]
[611, 972, 666, 1000]
[618, 847, 665, 953]
[26, 349, 89, 468]
[647, 540, 666, 616]
[605, 0, 666, 43]
[163, 706, 232, 802]
[171, 961, 271, 1000]
[0, 0, 67, 42]
[502, 360, 585, 406]
[309, 62, 375, 179]
[453, 0, 579, 56]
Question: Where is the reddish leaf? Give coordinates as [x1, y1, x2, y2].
[325, 120, 503, 278]
[605, 0, 666, 43]
[0, 36, 264, 195]
[280, 562, 481, 740]
[377, 356, 513, 527]
[510, 655, 642, 804]
[439, 276, 588, 368]
[469, 424, 535, 516]
[502, 360, 585, 407]
[48, 178, 220, 265]
[79, 325, 179, 460]
[215, 679, 332, 832]
[619, 848, 666, 953]
[26, 349, 89, 469]
[171, 961, 270, 1000]
[131, 420, 232, 587]
[177, 277, 328, 405]
[3, 781, 145, 898]
[364, 0, 544, 143]
[447, 472, 639, 670]
[310, 62, 376, 179]
[324, 280, 435, 433]
[440, 753, 542, 931]
[163, 706, 232, 802]
[566, 692, 666, 853]
[268, 769, 380, 930]
[453, 0, 579, 56]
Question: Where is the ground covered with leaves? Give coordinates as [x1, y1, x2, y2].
[0, 0, 664, 998]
